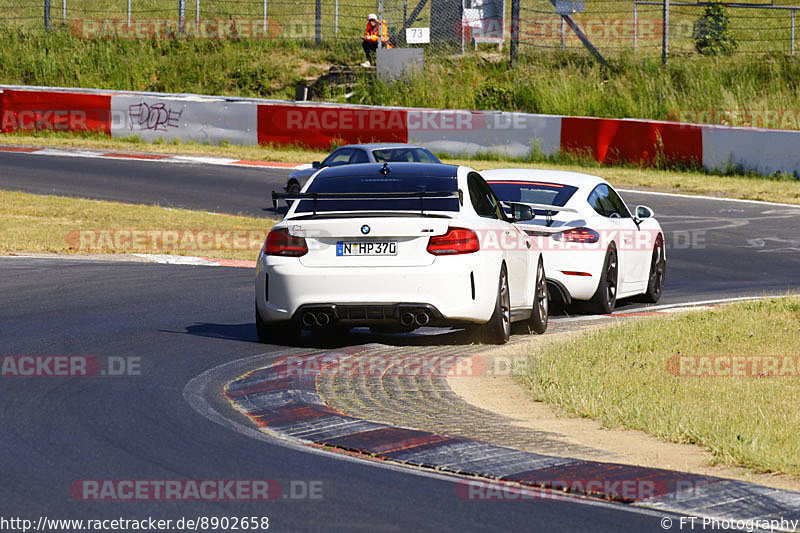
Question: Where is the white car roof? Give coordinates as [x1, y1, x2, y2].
[481, 168, 608, 190]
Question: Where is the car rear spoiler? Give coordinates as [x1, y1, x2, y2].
[500, 201, 580, 226]
[272, 190, 461, 215]
[501, 201, 579, 215]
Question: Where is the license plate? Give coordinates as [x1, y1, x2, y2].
[336, 241, 397, 256]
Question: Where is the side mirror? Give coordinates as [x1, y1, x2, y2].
[635, 205, 654, 219]
[507, 203, 534, 222]
[312, 161, 322, 169]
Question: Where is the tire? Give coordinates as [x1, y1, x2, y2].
[255, 303, 299, 344]
[589, 246, 618, 314]
[481, 265, 511, 344]
[529, 258, 548, 334]
[285, 181, 300, 207]
[639, 234, 666, 303]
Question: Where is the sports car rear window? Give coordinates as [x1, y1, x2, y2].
[487, 181, 578, 207]
[295, 174, 459, 213]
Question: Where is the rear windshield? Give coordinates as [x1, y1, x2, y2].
[488, 180, 578, 207]
[295, 174, 459, 213]
[372, 148, 440, 164]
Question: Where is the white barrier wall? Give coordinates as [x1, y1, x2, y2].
[110, 95, 258, 145]
[703, 127, 800, 177]
[3, 85, 800, 179]
[407, 110, 562, 158]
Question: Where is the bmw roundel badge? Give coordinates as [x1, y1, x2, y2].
[360, 225, 371, 235]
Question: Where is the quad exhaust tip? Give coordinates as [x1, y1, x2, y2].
[400, 312, 415, 327]
[303, 309, 430, 328]
[315, 312, 331, 327]
[302, 311, 333, 328]
[301, 312, 316, 327]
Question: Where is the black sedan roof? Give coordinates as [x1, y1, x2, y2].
[314, 162, 459, 180]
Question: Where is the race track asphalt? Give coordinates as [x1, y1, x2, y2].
[0, 257, 677, 532]
[1, 151, 798, 531]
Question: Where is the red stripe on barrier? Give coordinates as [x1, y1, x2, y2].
[257, 104, 408, 149]
[1, 90, 111, 135]
[560, 117, 703, 167]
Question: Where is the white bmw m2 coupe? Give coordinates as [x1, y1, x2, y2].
[256, 162, 549, 344]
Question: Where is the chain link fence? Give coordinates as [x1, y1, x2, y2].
[516, 0, 800, 60]
[0, 1, 798, 58]
[0, 0, 384, 40]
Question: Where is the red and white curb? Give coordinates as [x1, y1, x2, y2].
[215, 350, 800, 529]
[0, 253, 257, 268]
[131, 254, 256, 268]
[548, 296, 776, 323]
[0, 144, 309, 171]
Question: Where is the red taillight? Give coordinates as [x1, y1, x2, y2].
[561, 271, 592, 277]
[427, 227, 480, 255]
[552, 227, 600, 243]
[264, 227, 308, 257]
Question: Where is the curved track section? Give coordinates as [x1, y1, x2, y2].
[0, 257, 672, 531]
[2, 152, 800, 531]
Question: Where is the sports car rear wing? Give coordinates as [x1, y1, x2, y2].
[500, 201, 579, 215]
[500, 201, 580, 227]
[272, 190, 461, 215]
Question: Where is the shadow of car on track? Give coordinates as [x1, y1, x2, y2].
[173, 300, 621, 350]
[173, 298, 650, 351]
[175, 321, 498, 349]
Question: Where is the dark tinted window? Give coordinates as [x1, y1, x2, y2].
[468, 173, 504, 220]
[488, 180, 578, 207]
[588, 184, 630, 218]
[372, 148, 441, 164]
[323, 149, 353, 167]
[295, 174, 459, 213]
[349, 149, 369, 164]
[606, 186, 631, 218]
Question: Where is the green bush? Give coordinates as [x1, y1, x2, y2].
[694, 4, 738, 56]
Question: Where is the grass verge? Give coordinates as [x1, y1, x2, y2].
[3, 27, 800, 130]
[515, 297, 800, 475]
[0, 189, 272, 261]
[3, 132, 800, 205]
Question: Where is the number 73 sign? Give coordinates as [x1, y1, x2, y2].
[406, 27, 431, 44]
